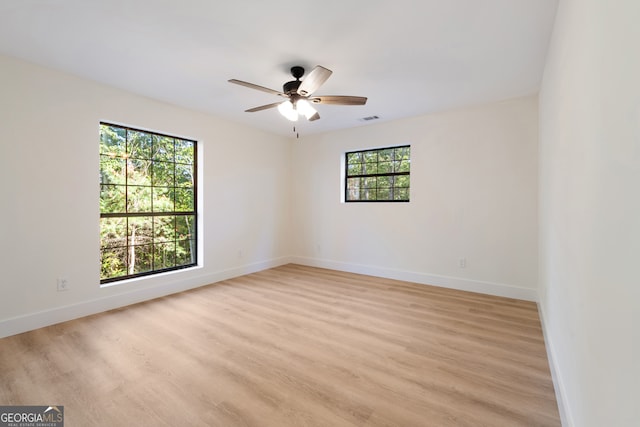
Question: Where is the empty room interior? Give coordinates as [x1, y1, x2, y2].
[0, 1, 637, 426]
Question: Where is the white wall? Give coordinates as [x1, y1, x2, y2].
[291, 96, 539, 300]
[538, 0, 640, 425]
[0, 55, 292, 337]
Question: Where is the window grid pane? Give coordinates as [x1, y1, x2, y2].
[99, 123, 197, 283]
[345, 145, 410, 202]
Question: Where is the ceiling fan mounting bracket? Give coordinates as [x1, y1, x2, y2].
[290, 66, 305, 80]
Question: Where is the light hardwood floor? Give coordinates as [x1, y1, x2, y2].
[0, 264, 560, 426]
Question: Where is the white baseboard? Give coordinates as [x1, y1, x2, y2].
[537, 303, 574, 427]
[0, 256, 291, 339]
[1, 255, 537, 339]
[290, 256, 538, 301]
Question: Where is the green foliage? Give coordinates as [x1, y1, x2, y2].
[99, 124, 196, 281]
[395, 175, 410, 188]
[347, 163, 362, 176]
[345, 145, 411, 201]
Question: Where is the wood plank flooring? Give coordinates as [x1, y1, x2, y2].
[0, 264, 560, 426]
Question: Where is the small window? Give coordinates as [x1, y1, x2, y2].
[99, 123, 197, 284]
[345, 145, 410, 202]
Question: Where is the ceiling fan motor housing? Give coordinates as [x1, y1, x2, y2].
[283, 80, 302, 95]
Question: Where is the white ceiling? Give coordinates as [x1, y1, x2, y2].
[0, 0, 558, 137]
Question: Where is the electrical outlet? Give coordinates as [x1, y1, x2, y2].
[57, 277, 69, 292]
[458, 258, 467, 269]
[238, 249, 244, 259]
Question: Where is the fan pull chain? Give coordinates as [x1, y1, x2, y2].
[293, 126, 299, 139]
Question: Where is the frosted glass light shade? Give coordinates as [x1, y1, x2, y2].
[278, 101, 298, 121]
[296, 99, 318, 120]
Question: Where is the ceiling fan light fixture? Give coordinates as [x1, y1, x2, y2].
[229, 65, 367, 125]
[278, 100, 298, 121]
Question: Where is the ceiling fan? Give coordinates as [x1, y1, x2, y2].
[228, 65, 367, 123]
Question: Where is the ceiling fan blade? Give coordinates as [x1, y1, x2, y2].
[310, 96, 368, 105]
[245, 102, 282, 112]
[307, 112, 320, 121]
[297, 66, 332, 96]
[229, 79, 285, 97]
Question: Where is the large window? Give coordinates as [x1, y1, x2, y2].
[99, 123, 197, 284]
[345, 145, 410, 202]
